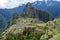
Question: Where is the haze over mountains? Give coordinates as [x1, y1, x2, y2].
[0, 1, 60, 20]
[0, 1, 60, 34]
[33, 1, 60, 18]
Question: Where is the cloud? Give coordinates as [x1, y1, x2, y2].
[57, 0, 60, 1]
[0, 0, 60, 9]
[0, 0, 24, 9]
[0, 0, 37, 9]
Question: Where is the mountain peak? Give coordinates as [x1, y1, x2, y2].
[26, 2, 32, 8]
[27, 2, 31, 5]
[21, 2, 53, 22]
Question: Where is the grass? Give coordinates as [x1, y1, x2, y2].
[54, 18, 60, 24]
[24, 19, 30, 23]
[36, 23, 46, 27]
[49, 34, 60, 40]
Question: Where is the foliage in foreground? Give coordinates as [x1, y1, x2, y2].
[6, 27, 44, 40]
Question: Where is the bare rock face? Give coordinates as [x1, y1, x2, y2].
[21, 2, 53, 22]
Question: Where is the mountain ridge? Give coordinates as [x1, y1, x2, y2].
[0, 1, 60, 34]
[0, 1, 60, 20]
[21, 2, 53, 22]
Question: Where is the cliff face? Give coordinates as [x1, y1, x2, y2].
[21, 2, 53, 22]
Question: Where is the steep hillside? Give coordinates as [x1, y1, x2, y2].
[21, 2, 53, 22]
[33, 1, 60, 18]
[0, 18, 60, 40]
[0, 18, 44, 40]
[0, 14, 7, 34]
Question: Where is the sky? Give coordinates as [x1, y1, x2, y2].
[0, 0, 60, 9]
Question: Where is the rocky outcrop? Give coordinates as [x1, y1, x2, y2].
[21, 2, 53, 22]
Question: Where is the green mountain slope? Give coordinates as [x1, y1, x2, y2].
[0, 18, 60, 40]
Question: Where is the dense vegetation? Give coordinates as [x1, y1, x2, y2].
[0, 18, 60, 40]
